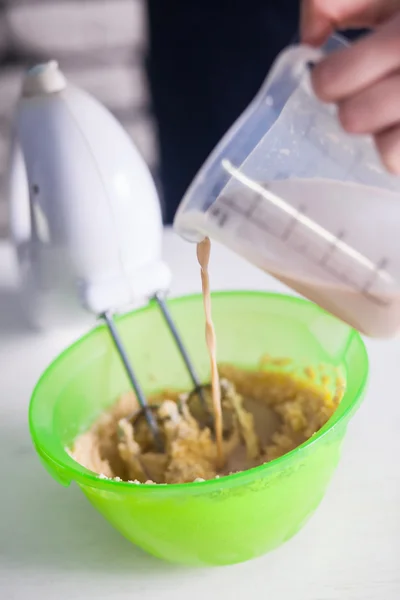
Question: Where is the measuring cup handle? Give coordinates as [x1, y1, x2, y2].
[257, 33, 349, 100]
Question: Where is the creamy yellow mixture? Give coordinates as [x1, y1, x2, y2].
[69, 359, 344, 484]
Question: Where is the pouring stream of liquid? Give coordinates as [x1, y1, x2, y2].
[196, 237, 224, 467]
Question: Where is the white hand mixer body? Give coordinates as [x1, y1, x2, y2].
[9, 61, 170, 330]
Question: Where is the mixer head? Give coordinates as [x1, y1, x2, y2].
[9, 60, 170, 329]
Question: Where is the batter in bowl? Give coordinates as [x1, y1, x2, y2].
[69, 360, 344, 484]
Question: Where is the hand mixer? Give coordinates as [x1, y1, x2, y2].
[8, 61, 207, 448]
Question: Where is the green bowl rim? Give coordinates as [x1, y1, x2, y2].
[29, 290, 369, 492]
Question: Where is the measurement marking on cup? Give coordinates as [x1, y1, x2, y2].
[320, 230, 345, 266]
[282, 205, 306, 241]
[211, 160, 395, 308]
[362, 257, 389, 293]
[246, 194, 262, 220]
[210, 204, 229, 227]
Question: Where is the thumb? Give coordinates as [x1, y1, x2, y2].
[301, 0, 400, 46]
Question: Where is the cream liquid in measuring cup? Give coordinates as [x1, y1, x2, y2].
[186, 179, 400, 338]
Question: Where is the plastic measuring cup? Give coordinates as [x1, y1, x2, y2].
[174, 35, 400, 339]
[29, 292, 368, 566]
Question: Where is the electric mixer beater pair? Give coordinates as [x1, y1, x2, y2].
[10, 35, 400, 449]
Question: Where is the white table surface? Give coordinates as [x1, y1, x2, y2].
[1, 228, 399, 600]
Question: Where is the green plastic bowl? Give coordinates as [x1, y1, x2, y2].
[29, 292, 368, 566]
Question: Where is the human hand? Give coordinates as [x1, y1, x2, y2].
[301, 0, 400, 173]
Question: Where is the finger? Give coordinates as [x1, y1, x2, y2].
[375, 124, 400, 174]
[301, 0, 400, 45]
[311, 14, 400, 102]
[301, 0, 333, 46]
[338, 72, 400, 134]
